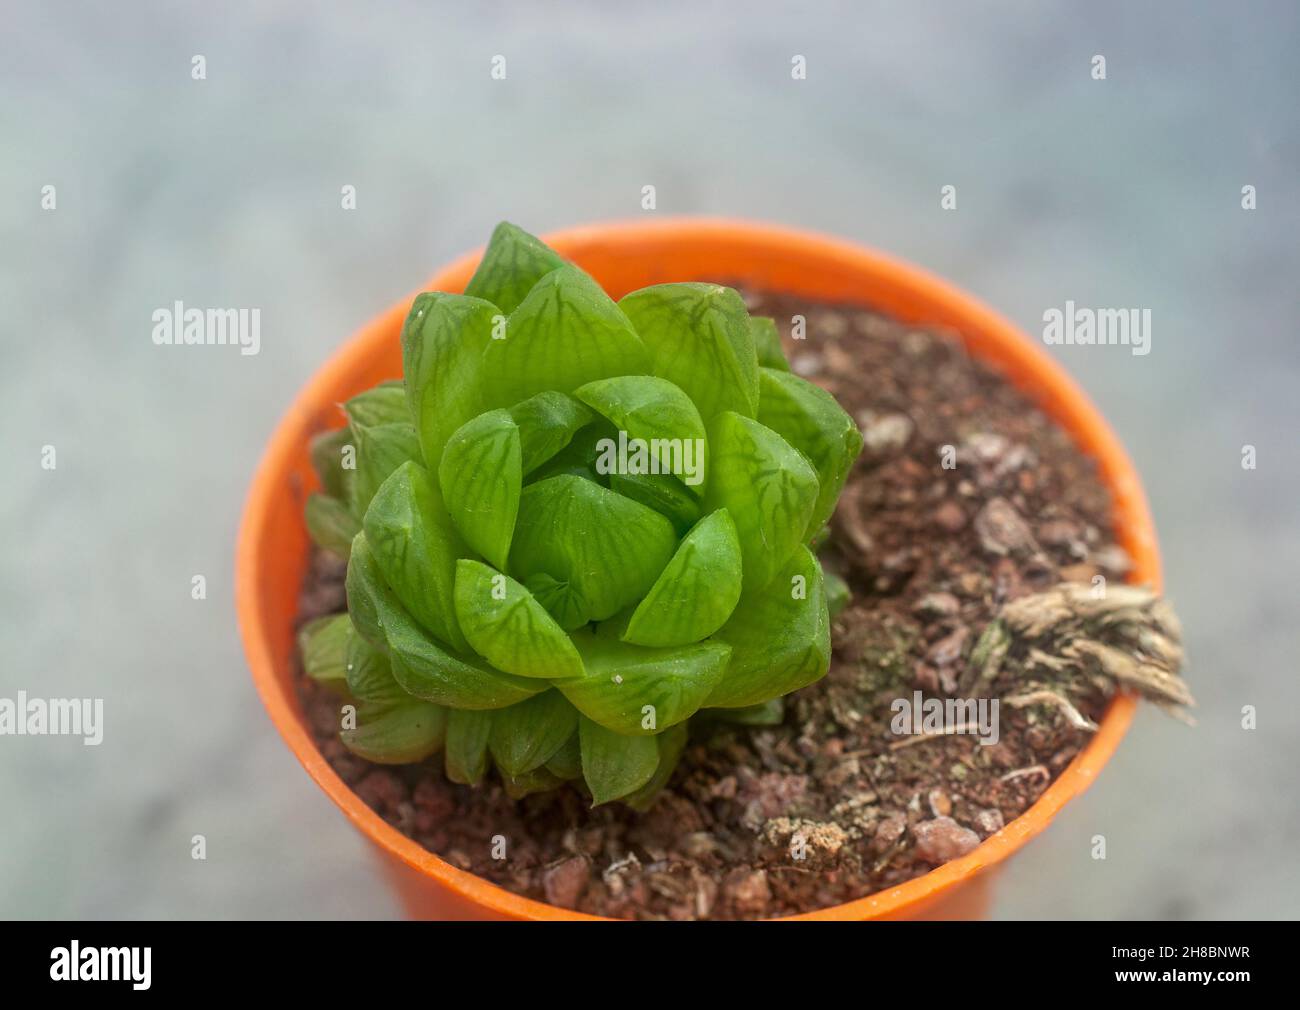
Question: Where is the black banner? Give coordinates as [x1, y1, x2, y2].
[0, 920, 1273, 995]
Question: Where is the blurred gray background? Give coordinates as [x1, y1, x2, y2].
[2, 0, 1296, 919]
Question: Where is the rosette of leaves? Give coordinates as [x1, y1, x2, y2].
[301, 223, 863, 807]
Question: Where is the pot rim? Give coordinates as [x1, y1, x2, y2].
[237, 217, 1155, 921]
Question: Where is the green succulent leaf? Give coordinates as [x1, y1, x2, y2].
[618, 283, 759, 421]
[347, 420, 423, 518]
[707, 698, 786, 727]
[824, 569, 851, 619]
[574, 375, 708, 491]
[299, 614, 353, 691]
[507, 391, 594, 475]
[578, 716, 661, 806]
[343, 382, 409, 428]
[480, 264, 650, 408]
[750, 316, 790, 372]
[343, 532, 392, 653]
[487, 690, 580, 776]
[524, 419, 616, 487]
[310, 427, 353, 500]
[558, 630, 731, 735]
[437, 409, 522, 571]
[444, 708, 493, 785]
[500, 766, 567, 799]
[543, 731, 583, 780]
[341, 701, 447, 765]
[363, 460, 470, 653]
[346, 533, 544, 709]
[401, 292, 502, 466]
[622, 509, 743, 647]
[305, 493, 359, 558]
[621, 724, 688, 812]
[344, 631, 409, 706]
[510, 474, 677, 628]
[464, 221, 566, 315]
[707, 545, 831, 709]
[519, 572, 573, 623]
[386, 615, 545, 711]
[453, 559, 585, 679]
[608, 472, 702, 533]
[704, 411, 820, 593]
[757, 367, 864, 537]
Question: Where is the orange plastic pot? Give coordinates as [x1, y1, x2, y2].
[237, 218, 1158, 920]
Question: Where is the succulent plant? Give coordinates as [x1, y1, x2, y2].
[301, 223, 863, 807]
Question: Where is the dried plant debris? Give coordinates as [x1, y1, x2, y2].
[296, 289, 1191, 919]
[995, 582, 1193, 721]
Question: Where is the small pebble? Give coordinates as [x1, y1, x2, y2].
[542, 856, 592, 908]
[1092, 543, 1133, 574]
[926, 626, 969, 667]
[1037, 518, 1081, 547]
[873, 813, 907, 852]
[912, 817, 982, 864]
[902, 330, 932, 355]
[814, 311, 850, 338]
[931, 501, 967, 532]
[722, 869, 771, 917]
[710, 775, 738, 800]
[962, 432, 1010, 465]
[791, 352, 825, 376]
[914, 591, 961, 617]
[974, 808, 1005, 836]
[860, 412, 914, 456]
[974, 497, 1038, 556]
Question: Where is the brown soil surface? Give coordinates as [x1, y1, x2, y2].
[296, 292, 1132, 919]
